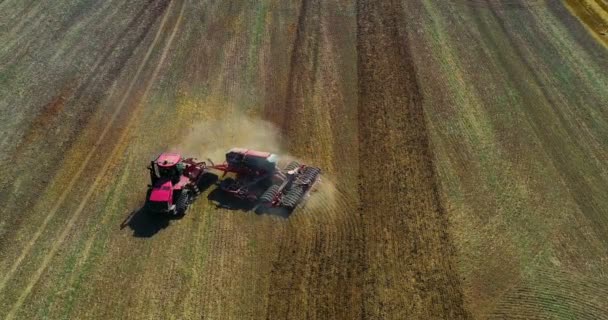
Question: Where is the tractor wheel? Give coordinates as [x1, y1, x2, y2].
[260, 185, 280, 203]
[192, 185, 200, 197]
[176, 191, 191, 216]
[285, 161, 300, 172]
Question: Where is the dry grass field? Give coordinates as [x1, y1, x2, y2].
[566, 0, 608, 46]
[0, 0, 607, 319]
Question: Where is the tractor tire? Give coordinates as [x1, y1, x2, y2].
[192, 185, 200, 197]
[260, 185, 280, 203]
[176, 191, 191, 216]
[285, 161, 300, 172]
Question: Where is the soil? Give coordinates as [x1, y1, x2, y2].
[0, 0, 607, 319]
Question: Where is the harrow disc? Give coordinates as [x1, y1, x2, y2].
[281, 186, 305, 208]
[260, 185, 280, 203]
[285, 161, 300, 171]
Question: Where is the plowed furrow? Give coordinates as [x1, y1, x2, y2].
[356, 0, 469, 318]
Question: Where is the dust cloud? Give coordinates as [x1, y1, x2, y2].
[303, 176, 339, 212]
[173, 111, 338, 214]
[174, 113, 284, 162]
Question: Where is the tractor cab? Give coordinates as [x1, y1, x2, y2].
[145, 152, 210, 216]
[150, 153, 184, 184]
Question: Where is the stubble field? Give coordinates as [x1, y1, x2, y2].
[0, 0, 607, 319]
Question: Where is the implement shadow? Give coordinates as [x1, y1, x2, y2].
[207, 188, 294, 219]
[207, 188, 256, 211]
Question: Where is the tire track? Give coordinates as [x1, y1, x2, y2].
[0, 0, 172, 240]
[0, 0, 38, 31]
[0, 0, 177, 295]
[0, 0, 117, 208]
[60, 0, 187, 298]
[4, 0, 186, 316]
[0, 2, 46, 68]
[476, 0, 608, 241]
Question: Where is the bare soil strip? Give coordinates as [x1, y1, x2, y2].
[356, 1, 469, 318]
[259, 2, 365, 319]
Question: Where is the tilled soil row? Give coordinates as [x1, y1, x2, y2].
[263, 1, 365, 318]
[356, 1, 469, 318]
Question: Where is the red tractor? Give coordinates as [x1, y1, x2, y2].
[209, 148, 322, 211]
[144, 153, 210, 216]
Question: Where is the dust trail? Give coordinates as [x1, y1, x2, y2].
[174, 113, 285, 162]
[302, 176, 338, 211]
[0, 0, 178, 303]
[173, 109, 339, 213]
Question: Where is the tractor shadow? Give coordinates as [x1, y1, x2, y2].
[120, 207, 180, 238]
[121, 173, 219, 238]
[207, 188, 294, 219]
